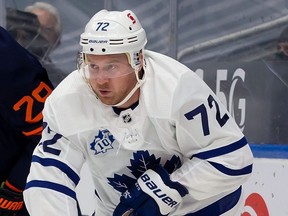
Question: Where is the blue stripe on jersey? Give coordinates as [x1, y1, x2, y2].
[32, 155, 80, 185]
[25, 180, 76, 200]
[185, 186, 241, 216]
[192, 136, 247, 160]
[208, 161, 253, 176]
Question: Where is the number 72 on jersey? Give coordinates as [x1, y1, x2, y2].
[184, 94, 229, 136]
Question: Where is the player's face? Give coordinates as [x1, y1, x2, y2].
[85, 53, 139, 107]
[31, 8, 58, 46]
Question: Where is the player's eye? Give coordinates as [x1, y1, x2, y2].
[106, 64, 118, 73]
[89, 64, 98, 70]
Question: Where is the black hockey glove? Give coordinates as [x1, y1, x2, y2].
[0, 187, 24, 216]
[113, 165, 188, 216]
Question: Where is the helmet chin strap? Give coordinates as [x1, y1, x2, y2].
[112, 67, 145, 107]
[80, 70, 142, 108]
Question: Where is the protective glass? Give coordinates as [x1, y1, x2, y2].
[82, 60, 134, 79]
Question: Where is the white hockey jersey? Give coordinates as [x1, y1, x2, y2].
[24, 50, 253, 216]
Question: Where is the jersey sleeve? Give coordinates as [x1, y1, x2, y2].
[0, 27, 54, 190]
[170, 71, 253, 208]
[0, 26, 53, 139]
[23, 96, 86, 216]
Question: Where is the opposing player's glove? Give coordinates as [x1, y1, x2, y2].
[113, 165, 188, 216]
[0, 187, 24, 216]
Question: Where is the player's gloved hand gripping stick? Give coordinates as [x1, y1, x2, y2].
[113, 165, 188, 216]
[0, 183, 24, 216]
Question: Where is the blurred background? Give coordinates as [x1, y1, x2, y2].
[2, 0, 288, 69]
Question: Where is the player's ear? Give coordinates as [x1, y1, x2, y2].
[138, 50, 144, 69]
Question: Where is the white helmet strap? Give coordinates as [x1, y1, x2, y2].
[113, 67, 145, 107]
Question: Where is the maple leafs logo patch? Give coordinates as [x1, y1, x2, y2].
[107, 150, 182, 193]
[90, 129, 115, 155]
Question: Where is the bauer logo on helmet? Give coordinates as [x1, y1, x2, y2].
[88, 39, 108, 44]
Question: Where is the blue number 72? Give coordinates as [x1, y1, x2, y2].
[184, 94, 229, 136]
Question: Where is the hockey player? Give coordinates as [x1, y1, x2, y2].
[23, 9, 253, 216]
[0, 26, 54, 216]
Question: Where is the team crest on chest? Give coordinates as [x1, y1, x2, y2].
[90, 129, 115, 155]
